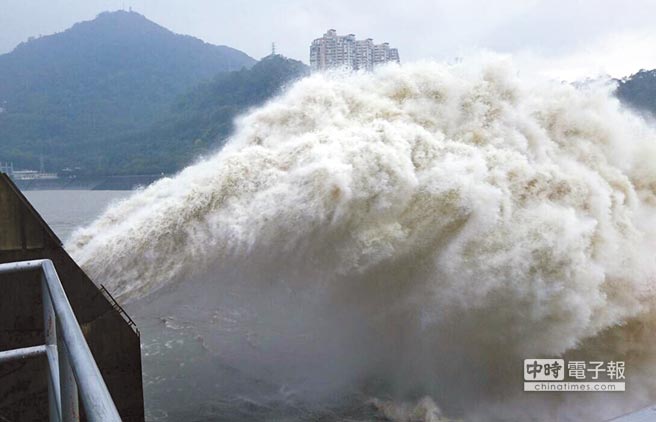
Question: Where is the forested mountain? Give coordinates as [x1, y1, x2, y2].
[101, 54, 310, 174]
[4, 9, 652, 178]
[616, 69, 656, 115]
[0, 10, 255, 172]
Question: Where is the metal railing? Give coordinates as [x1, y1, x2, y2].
[0, 259, 121, 422]
[99, 284, 140, 337]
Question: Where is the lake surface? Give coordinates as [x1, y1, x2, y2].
[24, 190, 132, 242]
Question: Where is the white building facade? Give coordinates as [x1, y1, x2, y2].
[310, 30, 400, 71]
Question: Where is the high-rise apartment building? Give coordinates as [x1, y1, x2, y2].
[310, 30, 400, 71]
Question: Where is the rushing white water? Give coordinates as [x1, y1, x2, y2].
[69, 59, 656, 421]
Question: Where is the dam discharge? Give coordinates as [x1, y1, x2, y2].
[69, 60, 656, 420]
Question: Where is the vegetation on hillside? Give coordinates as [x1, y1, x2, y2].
[101, 54, 310, 174]
[0, 10, 255, 173]
[5, 9, 653, 177]
[616, 69, 656, 116]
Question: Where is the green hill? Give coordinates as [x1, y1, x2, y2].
[0, 10, 255, 172]
[616, 69, 656, 115]
[102, 54, 310, 174]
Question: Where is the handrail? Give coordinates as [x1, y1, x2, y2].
[0, 259, 122, 422]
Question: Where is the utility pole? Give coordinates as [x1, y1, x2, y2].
[271, 42, 276, 56]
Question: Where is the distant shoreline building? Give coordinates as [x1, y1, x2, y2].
[310, 29, 400, 71]
[0, 161, 59, 181]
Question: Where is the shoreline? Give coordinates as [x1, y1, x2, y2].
[13, 174, 164, 191]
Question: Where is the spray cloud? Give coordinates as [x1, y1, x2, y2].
[69, 59, 656, 421]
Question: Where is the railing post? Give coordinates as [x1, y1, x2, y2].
[42, 273, 62, 422]
[58, 320, 79, 422]
[41, 260, 122, 422]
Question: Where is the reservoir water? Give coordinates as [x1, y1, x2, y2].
[25, 190, 132, 241]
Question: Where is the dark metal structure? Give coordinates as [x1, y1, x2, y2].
[0, 259, 122, 422]
[0, 173, 144, 421]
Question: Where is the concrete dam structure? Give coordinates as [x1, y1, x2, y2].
[0, 173, 144, 421]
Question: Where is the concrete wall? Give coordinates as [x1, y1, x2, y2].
[0, 173, 144, 421]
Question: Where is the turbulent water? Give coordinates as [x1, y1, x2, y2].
[68, 60, 656, 421]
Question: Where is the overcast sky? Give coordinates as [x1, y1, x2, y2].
[2, 0, 656, 80]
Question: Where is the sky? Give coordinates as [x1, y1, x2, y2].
[2, 0, 656, 80]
